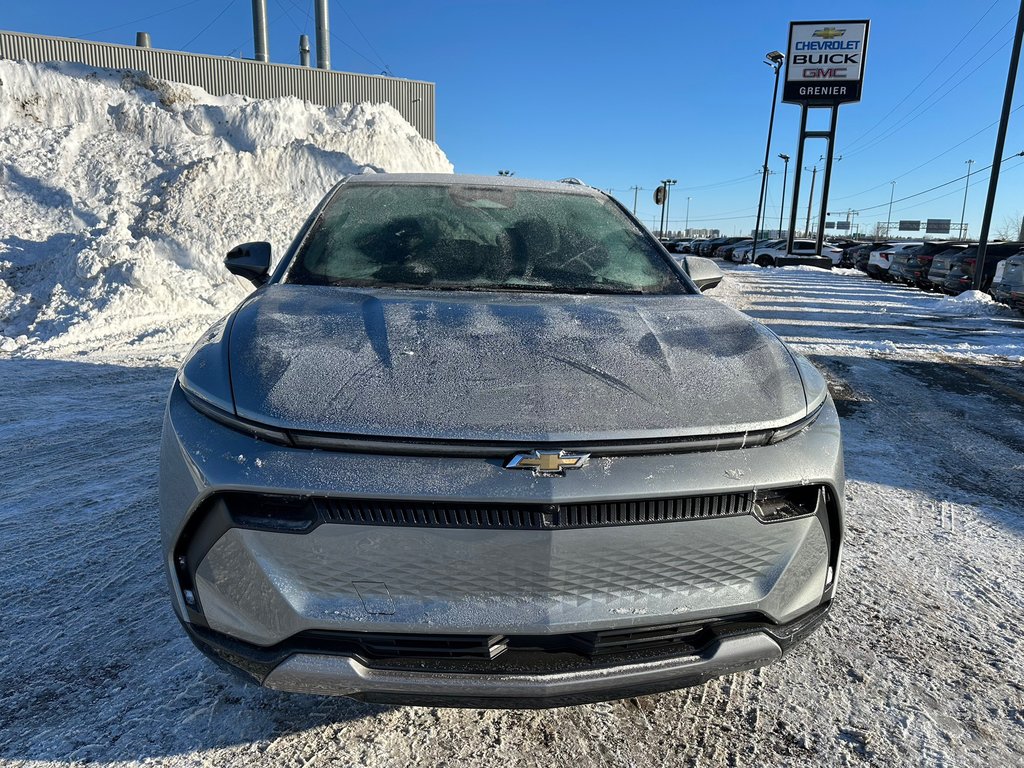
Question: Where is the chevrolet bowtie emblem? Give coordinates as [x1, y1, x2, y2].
[812, 27, 846, 40]
[505, 450, 590, 476]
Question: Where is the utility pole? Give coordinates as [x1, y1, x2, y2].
[885, 181, 896, 238]
[662, 179, 677, 237]
[804, 164, 817, 236]
[685, 196, 692, 236]
[975, 0, 1024, 289]
[630, 185, 641, 215]
[657, 184, 667, 237]
[778, 153, 790, 237]
[960, 159, 974, 239]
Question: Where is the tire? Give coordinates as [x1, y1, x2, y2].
[755, 254, 774, 267]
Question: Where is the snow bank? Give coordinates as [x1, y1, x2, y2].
[0, 60, 452, 355]
[934, 289, 1008, 317]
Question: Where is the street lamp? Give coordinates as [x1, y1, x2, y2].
[885, 181, 896, 237]
[497, 169, 514, 176]
[960, 159, 974, 239]
[662, 179, 677, 237]
[685, 196, 692, 236]
[753, 51, 784, 257]
[777, 153, 790, 237]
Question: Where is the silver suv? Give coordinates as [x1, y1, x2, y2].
[160, 174, 844, 707]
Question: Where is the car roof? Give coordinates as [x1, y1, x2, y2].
[342, 173, 604, 197]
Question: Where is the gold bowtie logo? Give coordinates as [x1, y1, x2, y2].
[812, 27, 846, 40]
[505, 450, 590, 476]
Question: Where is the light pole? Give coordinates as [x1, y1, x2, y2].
[662, 179, 677, 237]
[753, 51, 785, 255]
[960, 159, 974, 239]
[685, 196, 692, 236]
[885, 181, 896, 237]
[777, 153, 790, 237]
[803, 165, 817, 236]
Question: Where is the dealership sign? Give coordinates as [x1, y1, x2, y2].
[783, 20, 870, 106]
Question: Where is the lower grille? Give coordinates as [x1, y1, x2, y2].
[290, 618, 740, 663]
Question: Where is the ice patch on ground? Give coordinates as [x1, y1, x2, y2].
[0, 60, 452, 356]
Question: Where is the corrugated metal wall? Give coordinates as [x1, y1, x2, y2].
[0, 30, 436, 140]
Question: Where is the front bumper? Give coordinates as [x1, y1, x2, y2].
[160, 384, 844, 704]
[183, 603, 830, 708]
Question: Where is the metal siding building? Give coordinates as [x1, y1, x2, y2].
[0, 30, 435, 140]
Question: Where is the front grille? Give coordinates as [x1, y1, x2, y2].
[313, 493, 754, 530]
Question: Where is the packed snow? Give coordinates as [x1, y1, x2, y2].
[0, 60, 452, 358]
[2, 60, 1024, 768]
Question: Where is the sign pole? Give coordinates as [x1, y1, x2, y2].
[786, 106, 809, 256]
[815, 106, 840, 253]
[974, 0, 1024, 290]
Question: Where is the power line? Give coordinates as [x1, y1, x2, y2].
[843, 19, 1017, 159]
[282, 0, 383, 71]
[333, 0, 393, 75]
[845, 150, 1024, 214]
[180, 0, 238, 52]
[73, 0, 207, 39]
[841, 1, 1004, 153]
[830, 102, 1024, 202]
[889, 156, 1024, 215]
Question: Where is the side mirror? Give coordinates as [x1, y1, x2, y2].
[225, 242, 272, 287]
[682, 255, 724, 292]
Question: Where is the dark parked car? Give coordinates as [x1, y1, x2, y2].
[699, 237, 729, 257]
[718, 238, 753, 261]
[684, 238, 706, 254]
[889, 242, 966, 288]
[708, 236, 752, 259]
[935, 242, 1023, 294]
[991, 252, 1024, 310]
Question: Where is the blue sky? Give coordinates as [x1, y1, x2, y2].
[6, 0, 1024, 237]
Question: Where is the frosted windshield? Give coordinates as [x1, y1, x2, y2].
[286, 184, 689, 295]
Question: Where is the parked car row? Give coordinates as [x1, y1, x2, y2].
[661, 234, 1024, 310]
[666, 236, 842, 268]
[840, 238, 1024, 312]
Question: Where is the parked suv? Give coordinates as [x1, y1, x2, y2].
[753, 239, 842, 267]
[889, 242, 965, 287]
[866, 243, 922, 280]
[991, 252, 1024, 310]
[940, 242, 1024, 294]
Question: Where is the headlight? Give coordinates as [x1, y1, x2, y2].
[769, 402, 824, 444]
[180, 383, 291, 444]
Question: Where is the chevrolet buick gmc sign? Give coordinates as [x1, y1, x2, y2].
[783, 20, 870, 106]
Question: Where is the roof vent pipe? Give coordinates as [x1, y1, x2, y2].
[315, 0, 331, 69]
[252, 0, 269, 62]
[135, 32, 151, 48]
[299, 34, 311, 66]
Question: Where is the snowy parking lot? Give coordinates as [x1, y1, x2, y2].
[2, 265, 1023, 767]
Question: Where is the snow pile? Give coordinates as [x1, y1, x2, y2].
[0, 60, 452, 355]
[934, 289, 1010, 317]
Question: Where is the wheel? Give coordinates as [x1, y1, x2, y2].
[755, 254, 774, 267]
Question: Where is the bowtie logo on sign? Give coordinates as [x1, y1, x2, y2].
[812, 27, 846, 40]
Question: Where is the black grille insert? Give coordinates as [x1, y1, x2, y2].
[312, 493, 754, 530]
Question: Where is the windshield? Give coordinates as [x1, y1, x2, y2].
[286, 183, 689, 295]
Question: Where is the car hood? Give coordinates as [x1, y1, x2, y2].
[224, 285, 812, 442]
